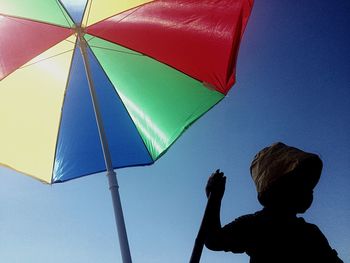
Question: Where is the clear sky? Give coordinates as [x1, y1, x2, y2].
[1, 0, 349, 262]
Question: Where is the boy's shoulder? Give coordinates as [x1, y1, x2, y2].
[233, 209, 317, 228]
[224, 208, 326, 238]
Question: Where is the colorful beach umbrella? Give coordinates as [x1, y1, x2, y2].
[0, 0, 253, 262]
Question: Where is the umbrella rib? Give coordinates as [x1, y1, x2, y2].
[87, 45, 144, 56]
[56, 0, 75, 27]
[85, 4, 144, 44]
[84, 0, 93, 27]
[0, 14, 35, 26]
[1, 1, 75, 28]
[19, 49, 75, 69]
[0, 13, 72, 29]
[64, 38, 77, 45]
[80, 0, 91, 26]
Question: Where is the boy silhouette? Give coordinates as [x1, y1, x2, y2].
[204, 142, 343, 263]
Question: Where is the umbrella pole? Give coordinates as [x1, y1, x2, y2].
[78, 35, 132, 263]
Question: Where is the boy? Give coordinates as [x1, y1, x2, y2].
[204, 142, 343, 262]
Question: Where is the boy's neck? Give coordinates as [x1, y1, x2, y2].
[263, 207, 298, 217]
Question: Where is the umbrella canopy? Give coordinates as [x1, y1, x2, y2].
[1, 1, 254, 262]
[0, 0, 253, 184]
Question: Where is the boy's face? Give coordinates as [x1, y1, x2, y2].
[290, 171, 315, 213]
[291, 186, 313, 213]
[259, 171, 315, 214]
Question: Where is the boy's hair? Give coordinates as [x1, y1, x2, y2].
[250, 142, 323, 195]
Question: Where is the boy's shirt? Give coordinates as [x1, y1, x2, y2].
[219, 208, 343, 263]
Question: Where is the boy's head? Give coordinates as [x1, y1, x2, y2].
[250, 142, 323, 213]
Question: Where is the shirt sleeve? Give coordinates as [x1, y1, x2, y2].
[220, 214, 256, 253]
[306, 223, 344, 263]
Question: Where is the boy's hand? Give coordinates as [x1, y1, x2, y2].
[205, 169, 226, 199]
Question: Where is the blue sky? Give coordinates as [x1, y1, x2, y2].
[1, 0, 349, 262]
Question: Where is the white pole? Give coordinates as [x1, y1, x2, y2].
[78, 33, 132, 263]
